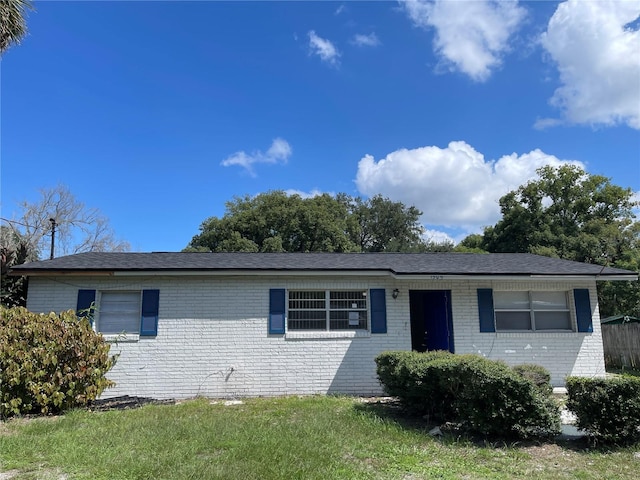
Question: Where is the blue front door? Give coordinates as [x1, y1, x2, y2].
[409, 290, 454, 352]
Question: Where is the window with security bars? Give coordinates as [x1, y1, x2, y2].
[288, 290, 368, 330]
[494, 291, 572, 331]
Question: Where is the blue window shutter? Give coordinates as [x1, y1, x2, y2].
[76, 289, 96, 324]
[574, 289, 593, 333]
[370, 288, 387, 334]
[269, 289, 286, 334]
[140, 290, 160, 336]
[477, 288, 496, 333]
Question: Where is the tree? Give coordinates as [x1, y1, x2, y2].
[465, 165, 639, 317]
[596, 231, 640, 318]
[481, 165, 638, 263]
[186, 191, 430, 253]
[2, 184, 130, 259]
[454, 233, 487, 253]
[340, 194, 426, 252]
[1, 185, 130, 307]
[0, 226, 36, 307]
[0, 0, 33, 55]
[187, 191, 356, 253]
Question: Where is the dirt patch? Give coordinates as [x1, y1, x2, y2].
[0, 470, 20, 480]
[0, 422, 13, 436]
[523, 443, 568, 460]
[355, 396, 398, 403]
[87, 396, 175, 412]
[0, 468, 68, 480]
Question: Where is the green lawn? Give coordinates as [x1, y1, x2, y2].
[1, 396, 638, 480]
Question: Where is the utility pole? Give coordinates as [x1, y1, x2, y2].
[49, 218, 56, 259]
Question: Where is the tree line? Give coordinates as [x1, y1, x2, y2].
[185, 192, 447, 254]
[3, 166, 639, 317]
[186, 165, 639, 318]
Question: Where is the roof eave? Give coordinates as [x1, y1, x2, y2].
[9, 269, 115, 277]
[11, 268, 637, 281]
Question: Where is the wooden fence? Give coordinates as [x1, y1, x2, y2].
[602, 323, 640, 369]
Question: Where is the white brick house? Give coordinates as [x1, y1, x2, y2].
[12, 252, 637, 399]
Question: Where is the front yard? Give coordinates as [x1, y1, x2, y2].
[1, 396, 639, 480]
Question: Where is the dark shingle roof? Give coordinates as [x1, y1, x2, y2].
[10, 252, 637, 278]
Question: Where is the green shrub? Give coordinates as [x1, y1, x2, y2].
[0, 306, 117, 418]
[375, 350, 457, 420]
[375, 351, 560, 439]
[566, 376, 640, 444]
[512, 363, 553, 397]
[375, 351, 420, 398]
[452, 355, 560, 439]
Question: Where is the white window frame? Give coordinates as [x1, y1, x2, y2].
[494, 291, 572, 332]
[97, 290, 142, 337]
[287, 290, 368, 331]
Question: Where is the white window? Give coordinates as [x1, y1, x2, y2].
[288, 290, 368, 331]
[98, 291, 142, 335]
[494, 291, 572, 331]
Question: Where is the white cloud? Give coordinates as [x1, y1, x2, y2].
[533, 117, 563, 130]
[266, 137, 292, 160]
[221, 138, 292, 177]
[401, 0, 527, 82]
[540, 0, 640, 129]
[423, 228, 455, 244]
[335, 5, 346, 16]
[355, 141, 583, 232]
[308, 30, 341, 66]
[351, 33, 381, 47]
[284, 189, 329, 199]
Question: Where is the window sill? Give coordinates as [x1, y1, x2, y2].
[101, 333, 140, 343]
[285, 330, 371, 340]
[496, 330, 575, 338]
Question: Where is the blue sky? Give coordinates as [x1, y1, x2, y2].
[2, 0, 639, 254]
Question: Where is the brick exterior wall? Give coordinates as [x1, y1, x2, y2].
[25, 275, 605, 399]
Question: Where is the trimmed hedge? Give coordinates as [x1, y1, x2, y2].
[566, 376, 640, 444]
[0, 306, 117, 418]
[376, 351, 560, 439]
[513, 363, 553, 397]
[375, 350, 455, 419]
